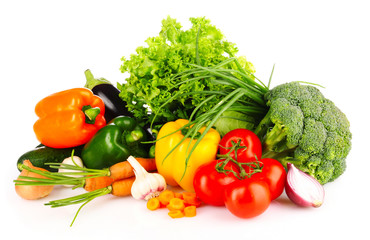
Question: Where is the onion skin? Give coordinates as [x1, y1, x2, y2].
[285, 163, 325, 207]
[15, 160, 54, 200]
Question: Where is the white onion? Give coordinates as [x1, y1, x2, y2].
[58, 156, 84, 187]
[285, 163, 325, 207]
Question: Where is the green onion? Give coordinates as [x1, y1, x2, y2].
[152, 57, 270, 176]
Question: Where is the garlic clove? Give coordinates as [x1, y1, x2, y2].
[127, 156, 167, 200]
[285, 163, 325, 207]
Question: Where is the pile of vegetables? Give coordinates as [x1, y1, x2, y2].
[13, 16, 351, 225]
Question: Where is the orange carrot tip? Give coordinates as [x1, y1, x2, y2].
[158, 190, 175, 206]
[84, 176, 114, 192]
[147, 197, 161, 211]
[168, 210, 184, 219]
[184, 206, 197, 217]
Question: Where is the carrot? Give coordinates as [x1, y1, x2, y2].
[182, 191, 196, 201]
[84, 176, 114, 192]
[182, 192, 202, 207]
[168, 210, 184, 219]
[111, 177, 136, 196]
[167, 198, 185, 211]
[174, 192, 183, 199]
[109, 158, 156, 181]
[16, 157, 156, 189]
[184, 206, 197, 217]
[147, 197, 161, 211]
[145, 190, 201, 219]
[14, 157, 153, 191]
[158, 190, 175, 206]
[15, 165, 115, 193]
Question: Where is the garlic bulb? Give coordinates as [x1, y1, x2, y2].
[127, 156, 167, 200]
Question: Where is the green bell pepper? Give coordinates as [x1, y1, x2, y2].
[81, 116, 154, 169]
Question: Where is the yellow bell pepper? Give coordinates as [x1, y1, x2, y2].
[155, 119, 221, 192]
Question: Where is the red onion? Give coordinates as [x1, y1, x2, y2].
[285, 163, 325, 207]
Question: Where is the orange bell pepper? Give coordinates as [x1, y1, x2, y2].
[33, 88, 106, 148]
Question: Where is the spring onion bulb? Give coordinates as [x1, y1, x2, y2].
[58, 156, 84, 187]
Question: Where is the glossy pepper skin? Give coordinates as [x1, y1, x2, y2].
[155, 119, 221, 192]
[81, 116, 153, 169]
[33, 88, 106, 148]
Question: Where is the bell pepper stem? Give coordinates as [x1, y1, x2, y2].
[126, 129, 144, 143]
[83, 105, 101, 124]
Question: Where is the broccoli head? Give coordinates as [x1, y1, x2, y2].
[254, 82, 352, 184]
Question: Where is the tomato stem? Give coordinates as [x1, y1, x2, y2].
[215, 140, 263, 180]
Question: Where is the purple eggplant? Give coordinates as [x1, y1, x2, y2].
[84, 69, 133, 122]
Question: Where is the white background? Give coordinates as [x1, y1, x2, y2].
[1, 0, 369, 239]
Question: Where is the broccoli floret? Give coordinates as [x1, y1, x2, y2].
[299, 118, 327, 154]
[254, 82, 352, 184]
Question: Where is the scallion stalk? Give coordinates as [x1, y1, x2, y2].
[152, 57, 270, 176]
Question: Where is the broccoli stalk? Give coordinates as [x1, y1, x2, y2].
[255, 112, 294, 155]
[254, 97, 304, 159]
[254, 110, 298, 166]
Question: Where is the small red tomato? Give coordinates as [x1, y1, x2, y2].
[224, 179, 271, 219]
[193, 160, 238, 206]
[219, 129, 262, 163]
[248, 158, 287, 200]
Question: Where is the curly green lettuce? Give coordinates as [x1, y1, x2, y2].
[118, 16, 255, 125]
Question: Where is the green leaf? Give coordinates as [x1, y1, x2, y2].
[118, 16, 256, 125]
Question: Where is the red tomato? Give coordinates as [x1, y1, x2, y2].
[224, 179, 271, 219]
[193, 160, 238, 206]
[248, 158, 287, 200]
[219, 129, 262, 163]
